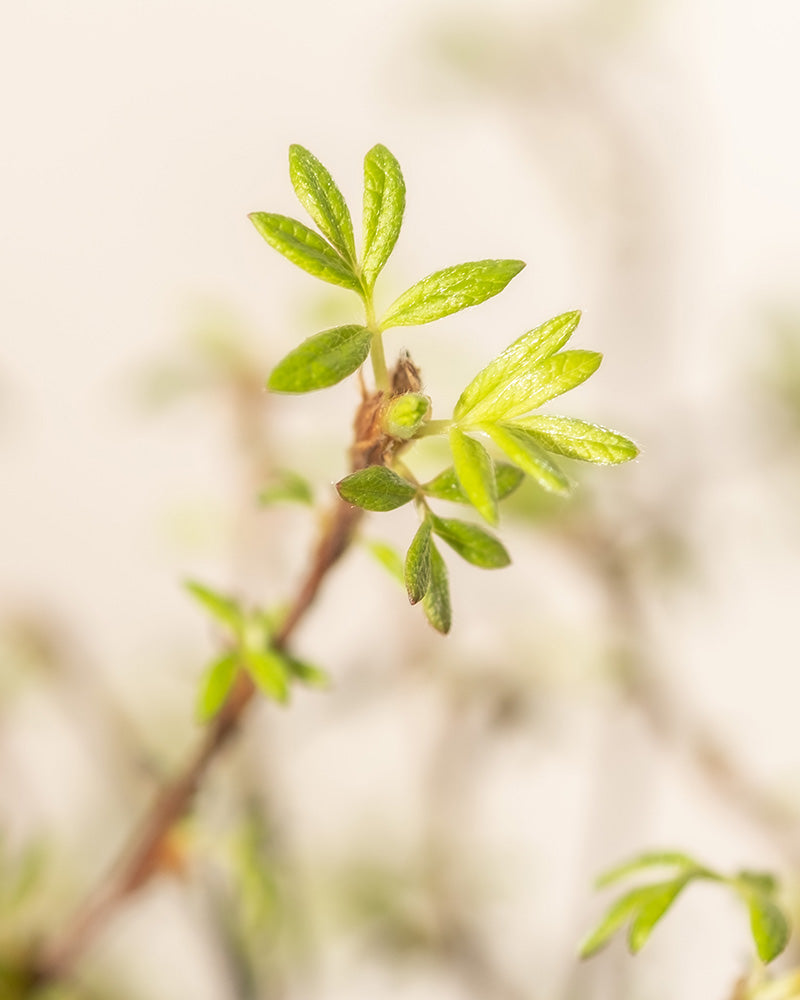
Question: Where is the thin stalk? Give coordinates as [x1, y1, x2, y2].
[363, 293, 389, 392]
[415, 419, 452, 437]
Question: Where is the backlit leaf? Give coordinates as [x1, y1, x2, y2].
[484, 423, 571, 495]
[628, 878, 690, 954]
[422, 541, 451, 633]
[580, 885, 656, 959]
[244, 649, 290, 705]
[431, 515, 510, 568]
[268, 325, 372, 393]
[749, 894, 790, 964]
[510, 415, 639, 465]
[423, 463, 524, 504]
[459, 350, 602, 424]
[364, 539, 405, 585]
[337, 466, 417, 511]
[283, 655, 330, 688]
[595, 851, 702, 888]
[381, 259, 525, 328]
[405, 517, 432, 604]
[185, 580, 244, 633]
[249, 212, 360, 291]
[196, 653, 238, 722]
[449, 427, 498, 525]
[362, 144, 405, 288]
[289, 145, 356, 264]
[455, 311, 581, 421]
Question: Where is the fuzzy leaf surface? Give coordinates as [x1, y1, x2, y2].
[249, 212, 360, 290]
[405, 518, 432, 604]
[384, 392, 430, 440]
[269, 325, 372, 393]
[337, 466, 417, 511]
[449, 427, 498, 526]
[460, 350, 602, 424]
[362, 144, 405, 288]
[510, 415, 639, 465]
[455, 311, 581, 420]
[196, 653, 238, 722]
[485, 423, 571, 495]
[422, 541, 451, 633]
[289, 145, 356, 264]
[381, 259, 525, 328]
[423, 463, 524, 504]
[431, 515, 510, 568]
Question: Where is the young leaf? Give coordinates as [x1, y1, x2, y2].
[185, 580, 244, 633]
[268, 325, 372, 393]
[423, 463, 524, 504]
[249, 212, 360, 291]
[459, 350, 603, 425]
[362, 144, 405, 288]
[431, 515, 510, 568]
[484, 423, 571, 495]
[381, 259, 525, 329]
[422, 541, 451, 633]
[405, 517, 432, 604]
[454, 311, 581, 421]
[244, 649, 290, 705]
[259, 469, 314, 506]
[283, 655, 330, 688]
[449, 427, 498, 526]
[196, 653, 238, 722]
[384, 392, 430, 440]
[510, 415, 639, 465]
[595, 851, 702, 888]
[364, 539, 405, 585]
[628, 878, 690, 954]
[288, 145, 356, 264]
[337, 466, 417, 511]
[580, 885, 657, 959]
[749, 894, 790, 964]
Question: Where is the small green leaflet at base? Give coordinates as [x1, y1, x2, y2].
[405, 517, 432, 604]
[268, 325, 373, 393]
[423, 463, 524, 505]
[510, 415, 639, 465]
[249, 213, 360, 291]
[337, 466, 417, 511]
[288, 145, 356, 265]
[484, 423, 571, 495]
[196, 653, 238, 722]
[422, 541, 451, 633]
[449, 427, 498, 526]
[362, 144, 405, 290]
[431, 515, 510, 569]
[381, 259, 525, 329]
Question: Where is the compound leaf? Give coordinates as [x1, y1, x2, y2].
[449, 427, 498, 526]
[196, 653, 238, 722]
[510, 415, 639, 465]
[422, 541, 451, 634]
[337, 466, 417, 511]
[362, 143, 405, 288]
[268, 324, 372, 393]
[289, 144, 356, 265]
[405, 517, 432, 604]
[455, 311, 581, 421]
[423, 463, 523, 504]
[485, 423, 571, 495]
[431, 515, 510, 568]
[381, 259, 525, 328]
[249, 212, 360, 291]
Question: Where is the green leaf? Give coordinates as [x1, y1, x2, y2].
[362, 144, 405, 288]
[381, 259, 525, 328]
[749, 894, 790, 963]
[449, 427, 498, 526]
[384, 392, 430, 440]
[405, 517, 432, 604]
[423, 462, 524, 504]
[337, 466, 417, 511]
[422, 541, 451, 633]
[509, 415, 639, 465]
[628, 878, 690, 954]
[185, 580, 244, 633]
[244, 649, 290, 705]
[737, 871, 779, 896]
[595, 851, 702, 888]
[249, 212, 360, 291]
[259, 469, 314, 506]
[196, 653, 238, 722]
[364, 539, 405, 585]
[268, 325, 372, 393]
[454, 310, 581, 421]
[283, 655, 330, 688]
[431, 515, 510, 568]
[484, 423, 571, 495]
[459, 350, 603, 424]
[288, 145, 357, 264]
[580, 885, 656, 959]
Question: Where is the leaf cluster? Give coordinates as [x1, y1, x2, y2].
[580, 850, 791, 965]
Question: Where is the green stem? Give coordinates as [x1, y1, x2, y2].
[363, 293, 389, 392]
[415, 419, 452, 437]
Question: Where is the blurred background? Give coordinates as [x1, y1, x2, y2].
[2, 1, 800, 998]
